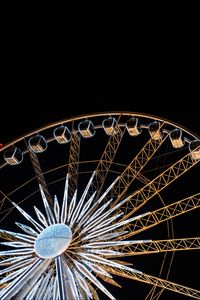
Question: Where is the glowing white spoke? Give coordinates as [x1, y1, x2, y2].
[54, 195, 60, 223]
[78, 177, 119, 226]
[80, 201, 114, 234]
[0, 265, 29, 285]
[55, 256, 68, 299]
[88, 199, 113, 222]
[0, 228, 35, 243]
[39, 184, 55, 225]
[82, 240, 152, 249]
[11, 201, 44, 232]
[13, 259, 52, 300]
[34, 206, 48, 227]
[83, 213, 149, 241]
[82, 194, 134, 232]
[56, 255, 80, 300]
[80, 199, 113, 230]
[0, 248, 35, 255]
[88, 212, 124, 233]
[26, 277, 42, 300]
[87, 249, 121, 256]
[97, 177, 119, 204]
[77, 191, 97, 222]
[36, 275, 48, 299]
[0, 255, 32, 266]
[67, 189, 77, 222]
[83, 259, 113, 277]
[0, 257, 35, 275]
[44, 277, 54, 300]
[90, 231, 128, 242]
[66, 264, 80, 300]
[70, 171, 95, 226]
[74, 269, 93, 299]
[1, 259, 51, 300]
[15, 222, 38, 236]
[53, 276, 59, 300]
[44, 276, 54, 300]
[0, 241, 33, 248]
[36, 269, 53, 299]
[79, 253, 142, 274]
[73, 259, 116, 300]
[61, 174, 69, 224]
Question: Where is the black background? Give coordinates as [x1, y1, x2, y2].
[0, 2, 199, 299]
[1, 2, 199, 142]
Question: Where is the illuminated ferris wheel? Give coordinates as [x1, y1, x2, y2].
[0, 111, 200, 299]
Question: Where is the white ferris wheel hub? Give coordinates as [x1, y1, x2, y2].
[34, 223, 72, 259]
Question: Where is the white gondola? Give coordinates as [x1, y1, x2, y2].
[4, 146, 23, 165]
[28, 135, 47, 153]
[53, 125, 71, 144]
[126, 117, 141, 136]
[148, 121, 163, 140]
[169, 128, 185, 148]
[189, 140, 200, 160]
[78, 120, 95, 138]
[102, 117, 118, 135]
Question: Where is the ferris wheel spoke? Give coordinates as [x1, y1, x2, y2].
[119, 192, 200, 239]
[119, 151, 200, 221]
[44, 276, 55, 300]
[113, 237, 200, 256]
[88, 122, 126, 200]
[27, 144, 53, 205]
[73, 268, 94, 299]
[33, 268, 53, 300]
[111, 125, 169, 206]
[39, 184, 56, 225]
[0, 194, 6, 211]
[14, 260, 52, 300]
[67, 128, 80, 200]
[77, 177, 119, 228]
[73, 259, 117, 300]
[24, 276, 43, 300]
[0, 256, 35, 276]
[56, 255, 80, 300]
[104, 266, 200, 299]
[69, 171, 95, 226]
[0, 258, 51, 300]
[60, 173, 69, 223]
[55, 256, 68, 299]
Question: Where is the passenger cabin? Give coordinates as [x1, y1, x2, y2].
[169, 128, 185, 148]
[28, 135, 47, 153]
[78, 120, 95, 138]
[126, 117, 141, 136]
[54, 126, 71, 144]
[148, 121, 163, 140]
[4, 146, 23, 165]
[189, 140, 200, 160]
[102, 117, 118, 135]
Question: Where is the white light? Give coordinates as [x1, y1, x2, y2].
[34, 224, 72, 259]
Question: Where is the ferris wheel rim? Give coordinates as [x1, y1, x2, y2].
[1, 111, 200, 154]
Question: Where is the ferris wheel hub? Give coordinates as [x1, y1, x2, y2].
[34, 223, 72, 259]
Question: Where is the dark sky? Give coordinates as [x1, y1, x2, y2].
[1, 4, 199, 142]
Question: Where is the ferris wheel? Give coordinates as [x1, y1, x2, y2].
[0, 111, 200, 299]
